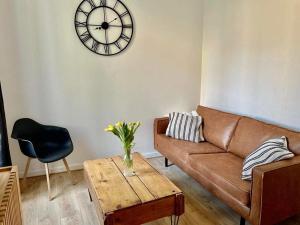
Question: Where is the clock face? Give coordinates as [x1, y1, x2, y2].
[75, 0, 134, 56]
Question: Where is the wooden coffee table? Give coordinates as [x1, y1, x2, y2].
[84, 152, 184, 225]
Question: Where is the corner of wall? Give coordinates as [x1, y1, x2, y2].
[199, 0, 205, 106]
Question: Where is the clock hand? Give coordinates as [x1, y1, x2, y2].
[108, 17, 118, 24]
[105, 29, 108, 44]
[109, 24, 128, 28]
[103, 7, 107, 22]
[87, 24, 102, 30]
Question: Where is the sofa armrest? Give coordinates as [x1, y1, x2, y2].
[154, 117, 169, 135]
[154, 117, 169, 149]
[249, 156, 300, 225]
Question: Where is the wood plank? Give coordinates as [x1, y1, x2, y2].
[21, 175, 40, 225]
[84, 169, 105, 223]
[131, 153, 181, 198]
[0, 166, 22, 225]
[22, 162, 300, 225]
[0, 171, 10, 204]
[61, 213, 82, 225]
[111, 195, 176, 225]
[84, 158, 141, 214]
[111, 156, 156, 203]
[85, 154, 184, 224]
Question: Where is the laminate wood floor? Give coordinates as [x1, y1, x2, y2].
[21, 157, 300, 225]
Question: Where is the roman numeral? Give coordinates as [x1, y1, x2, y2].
[78, 8, 89, 16]
[104, 44, 110, 54]
[113, 0, 119, 9]
[114, 41, 121, 50]
[123, 24, 132, 29]
[91, 40, 100, 52]
[120, 33, 130, 42]
[87, 0, 96, 8]
[120, 11, 128, 17]
[75, 21, 87, 27]
[80, 31, 91, 43]
[100, 0, 106, 6]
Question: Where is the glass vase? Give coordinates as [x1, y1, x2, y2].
[123, 149, 134, 177]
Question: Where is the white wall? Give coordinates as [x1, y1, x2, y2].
[0, 0, 203, 176]
[201, 0, 300, 130]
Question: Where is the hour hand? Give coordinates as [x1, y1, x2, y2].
[88, 24, 102, 26]
[87, 24, 102, 30]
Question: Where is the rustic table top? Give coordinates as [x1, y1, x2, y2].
[83, 152, 182, 215]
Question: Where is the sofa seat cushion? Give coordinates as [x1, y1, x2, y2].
[155, 134, 225, 168]
[188, 153, 251, 205]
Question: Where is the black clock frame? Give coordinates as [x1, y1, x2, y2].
[87, 6, 125, 45]
[74, 0, 134, 56]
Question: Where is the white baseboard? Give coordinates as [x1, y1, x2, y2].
[19, 151, 162, 178]
[142, 151, 162, 158]
[19, 163, 84, 178]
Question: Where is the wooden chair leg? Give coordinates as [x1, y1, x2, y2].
[22, 157, 31, 187]
[63, 158, 76, 185]
[45, 163, 52, 201]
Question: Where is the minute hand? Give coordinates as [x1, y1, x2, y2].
[108, 17, 118, 24]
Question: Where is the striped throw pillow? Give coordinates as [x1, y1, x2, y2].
[166, 112, 204, 143]
[242, 136, 294, 180]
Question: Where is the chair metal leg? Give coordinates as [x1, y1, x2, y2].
[45, 163, 52, 201]
[63, 158, 76, 185]
[240, 217, 246, 225]
[22, 157, 31, 187]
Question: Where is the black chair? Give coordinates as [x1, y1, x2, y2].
[11, 118, 75, 200]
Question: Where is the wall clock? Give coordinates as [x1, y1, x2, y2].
[74, 0, 134, 56]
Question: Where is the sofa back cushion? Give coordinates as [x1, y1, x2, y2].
[228, 117, 300, 158]
[196, 106, 241, 150]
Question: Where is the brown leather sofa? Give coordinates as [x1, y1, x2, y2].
[154, 105, 300, 225]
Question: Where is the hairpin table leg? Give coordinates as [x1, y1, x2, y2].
[165, 158, 174, 167]
[88, 189, 92, 202]
[171, 215, 180, 225]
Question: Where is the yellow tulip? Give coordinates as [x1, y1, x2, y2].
[104, 125, 114, 132]
[116, 121, 123, 127]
